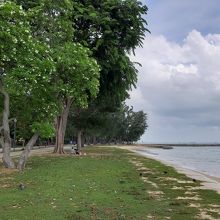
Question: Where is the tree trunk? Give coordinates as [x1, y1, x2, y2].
[0, 88, 15, 168]
[77, 130, 82, 152]
[54, 116, 65, 154]
[54, 98, 72, 154]
[87, 136, 91, 146]
[85, 136, 90, 146]
[81, 132, 85, 148]
[17, 133, 39, 171]
[93, 136, 97, 145]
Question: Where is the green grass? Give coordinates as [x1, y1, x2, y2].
[0, 146, 220, 219]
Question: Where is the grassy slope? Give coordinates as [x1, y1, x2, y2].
[0, 146, 219, 220]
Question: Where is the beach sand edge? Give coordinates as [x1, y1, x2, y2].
[118, 145, 220, 194]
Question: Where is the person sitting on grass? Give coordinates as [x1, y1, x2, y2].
[70, 147, 76, 155]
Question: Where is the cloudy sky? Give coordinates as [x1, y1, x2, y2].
[127, 0, 220, 143]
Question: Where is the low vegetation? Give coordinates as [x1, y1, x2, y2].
[0, 147, 219, 220]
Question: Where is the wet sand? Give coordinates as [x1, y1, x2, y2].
[118, 145, 220, 194]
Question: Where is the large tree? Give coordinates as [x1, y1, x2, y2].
[52, 43, 100, 154]
[71, 0, 148, 105]
[0, 1, 55, 168]
[18, 0, 100, 154]
[68, 0, 149, 143]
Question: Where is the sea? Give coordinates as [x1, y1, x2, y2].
[135, 146, 220, 179]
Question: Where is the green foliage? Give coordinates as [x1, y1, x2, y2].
[27, 0, 74, 46]
[66, 104, 147, 143]
[1, 0, 148, 143]
[71, 0, 149, 106]
[101, 105, 147, 143]
[0, 1, 35, 74]
[10, 92, 59, 140]
[1, 1, 100, 142]
[124, 108, 148, 142]
[53, 42, 100, 108]
[32, 122, 55, 138]
[0, 1, 57, 140]
[20, 0, 101, 109]
[64, 0, 149, 137]
[72, 0, 148, 51]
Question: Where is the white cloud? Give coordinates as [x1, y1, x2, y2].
[127, 30, 220, 143]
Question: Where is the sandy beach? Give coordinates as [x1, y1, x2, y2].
[118, 145, 220, 194]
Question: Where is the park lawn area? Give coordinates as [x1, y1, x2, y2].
[0, 146, 220, 220]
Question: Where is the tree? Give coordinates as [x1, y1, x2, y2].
[66, 104, 147, 145]
[52, 43, 100, 154]
[96, 105, 146, 144]
[69, 0, 149, 139]
[66, 105, 106, 150]
[123, 108, 147, 143]
[0, 1, 55, 168]
[71, 0, 148, 106]
[16, 0, 101, 154]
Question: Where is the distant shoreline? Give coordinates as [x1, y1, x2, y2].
[135, 143, 220, 147]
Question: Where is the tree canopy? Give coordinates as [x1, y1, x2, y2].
[0, 0, 149, 169]
[66, 104, 147, 145]
[71, 0, 148, 106]
[0, 1, 57, 168]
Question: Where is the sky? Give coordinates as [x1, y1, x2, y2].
[127, 0, 220, 143]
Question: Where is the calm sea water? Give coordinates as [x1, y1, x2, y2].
[136, 146, 220, 178]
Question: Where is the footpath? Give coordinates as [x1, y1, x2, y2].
[0, 146, 59, 158]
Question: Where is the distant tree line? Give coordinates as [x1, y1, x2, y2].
[65, 104, 147, 149]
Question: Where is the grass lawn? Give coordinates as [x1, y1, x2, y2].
[0, 146, 220, 220]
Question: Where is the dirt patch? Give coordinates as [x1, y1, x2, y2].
[185, 186, 203, 191]
[184, 191, 198, 195]
[196, 211, 217, 220]
[176, 196, 201, 201]
[171, 186, 184, 190]
[205, 208, 220, 214]
[148, 190, 164, 200]
[209, 204, 220, 208]
[188, 203, 201, 208]
[130, 160, 158, 188]
[0, 183, 13, 189]
[0, 176, 14, 181]
[137, 167, 152, 172]
[158, 177, 179, 181]
[138, 170, 153, 176]
[196, 207, 220, 220]
[177, 180, 194, 184]
[131, 162, 144, 167]
[143, 179, 158, 188]
[0, 168, 18, 175]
